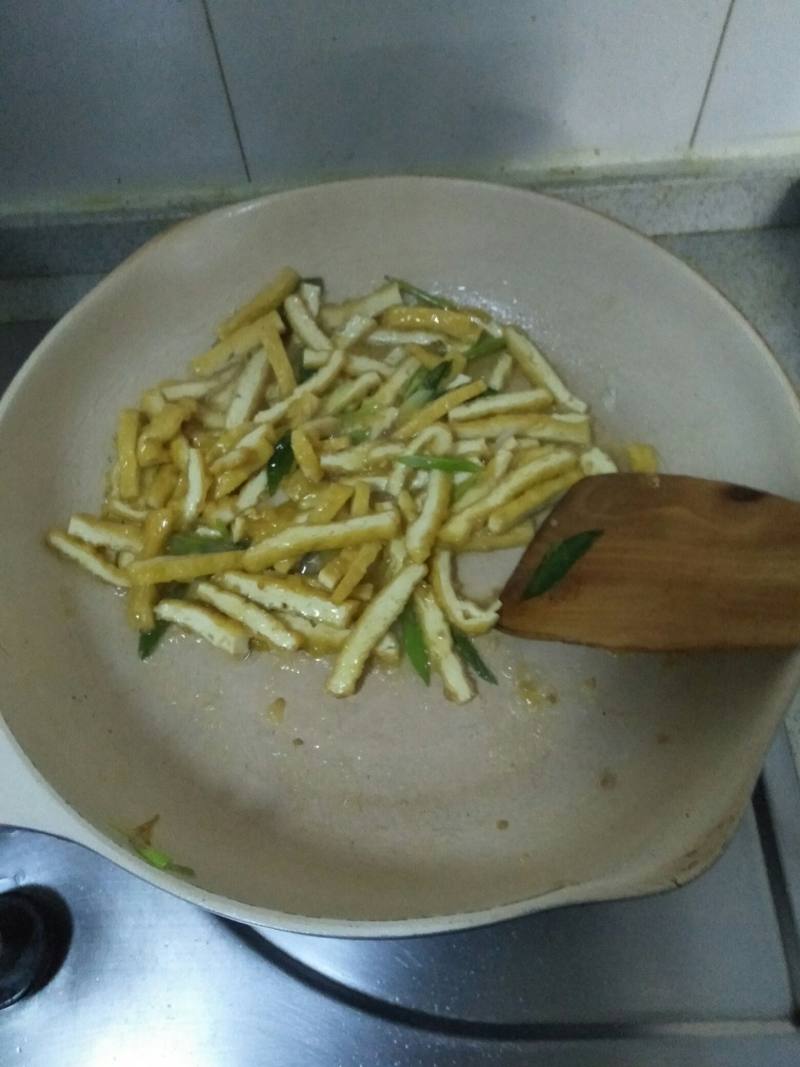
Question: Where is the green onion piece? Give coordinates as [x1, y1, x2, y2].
[137, 582, 187, 660]
[400, 360, 452, 405]
[451, 628, 498, 685]
[465, 331, 505, 362]
[523, 530, 604, 599]
[166, 532, 245, 555]
[397, 454, 481, 473]
[135, 844, 195, 878]
[400, 601, 430, 685]
[138, 619, 170, 660]
[348, 428, 370, 445]
[298, 364, 317, 383]
[387, 276, 455, 309]
[267, 432, 295, 494]
[452, 473, 479, 502]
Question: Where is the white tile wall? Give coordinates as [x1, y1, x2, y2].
[1, 0, 799, 210]
[0, 0, 246, 204]
[694, 0, 800, 154]
[206, 0, 729, 179]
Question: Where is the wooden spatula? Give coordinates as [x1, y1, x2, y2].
[498, 474, 800, 651]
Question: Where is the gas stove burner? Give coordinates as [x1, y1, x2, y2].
[0, 887, 72, 1008]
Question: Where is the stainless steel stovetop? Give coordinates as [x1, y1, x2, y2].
[2, 322, 800, 1066]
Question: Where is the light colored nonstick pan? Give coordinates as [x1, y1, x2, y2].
[2, 177, 799, 936]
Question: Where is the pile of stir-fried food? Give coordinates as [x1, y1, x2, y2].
[47, 268, 644, 703]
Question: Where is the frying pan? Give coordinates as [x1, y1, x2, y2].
[1, 177, 799, 936]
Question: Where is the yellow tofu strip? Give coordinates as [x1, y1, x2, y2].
[430, 550, 500, 635]
[454, 523, 535, 552]
[331, 543, 381, 604]
[301, 483, 353, 524]
[116, 409, 140, 500]
[579, 446, 618, 476]
[395, 380, 486, 440]
[448, 388, 553, 422]
[626, 443, 660, 473]
[140, 401, 194, 445]
[319, 442, 405, 474]
[193, 581, 300, 650]
[126, 507, 174, 631]
[153, 599, 250, 656]
[217, 267, 299, 338]
[406, 343, 442, 369]
[128, 550, 245, 585]
[487, 468, 583, 534]
[381, 306, 480, 341]
[488, 352, 513, 391]
[291, 428, 322, 482]
[261, 322, 296, 398]
[406, 470, 450, 563]
[47, 529, 130, 587]
[504, 326, 587, 414]
[413, 583, 473, 704]
[254, 350, 345, 425]
[284, 294, 332, 350]
[372, 356, 419, 405]
[451, 412, 591, 444]
[145, 464, 179, 509]
[318, 281, 402, 332]
[350, 481, 371, 517]
[321, 372, 381, 415]
[181, 448, 210, 526]
[438, 449, 577, 545]
[191, 310, 283, 377]
[67, 513, 144, 553]
[219, 571, 357, 627]
[243, 510, 399, 571]
[226, 349, 270, 429]
[327, 563, 427, 697]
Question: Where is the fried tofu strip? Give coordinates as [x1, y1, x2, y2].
[219, 571, 358, 627]
[47, 529, 130, 587]
[504, 326, 587, 414]
[430, 550, 500, 635]
[243, 510, 399, 571]
[217, 267, 299, 338]
[413, 583, 473, 703]
[153, 599, 249, 655]
[193, 581, 300, 650]
[128, 550, 245, 585]
[327, 563, 426, 696]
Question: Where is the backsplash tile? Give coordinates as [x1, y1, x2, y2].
[0, 0, 246, 205]
[693, 0, 800, 153]
[206, 0, 729, 180]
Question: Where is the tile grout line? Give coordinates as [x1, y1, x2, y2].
[752, 777, 800, 1024]
[689, 0, 737, 148]
[201, 0, 252, 183]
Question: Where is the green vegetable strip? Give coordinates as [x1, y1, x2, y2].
[166, 532, 245, 555]
[348, 428, 370, 445]
[137, 582, 187, 660]
[387, 276, 455, 309]
[523, 529, 604, 599]
[397, 454, 481, 473]
[135, 844, 195, 878]
[400, 601, 430, 685]
[464, 331, 505, 362]
[267, 432, 295, 495]
[138, 619, 171, 660]
[400, 360, 451, 405]
[451, 628, 498, 685]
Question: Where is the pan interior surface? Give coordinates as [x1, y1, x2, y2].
[1, 177, 799, 929]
